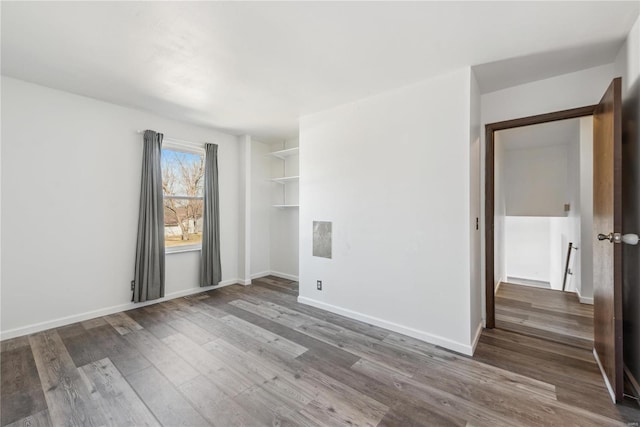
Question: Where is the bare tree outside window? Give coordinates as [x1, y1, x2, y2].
[162, 148, 205, 248]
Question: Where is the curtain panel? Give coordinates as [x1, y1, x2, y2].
[201, 143, 222, 286]
[133, 130, 165, 302]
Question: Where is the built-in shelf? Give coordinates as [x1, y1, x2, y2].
[270, 145, 298, 210]
[269, 147, 299, 159]
[271, 176, 300, 184]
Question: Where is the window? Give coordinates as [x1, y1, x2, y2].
[161, 145, 205, 252]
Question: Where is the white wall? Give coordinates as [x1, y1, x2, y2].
[615, 14, 640, 100]
[505, 217, 552, 282]
[481, 64, 616, 125]
[1, 77, 243, 337]
[494, 133, 507, 286]
[238, 135, 251, 284]
[500, 133, 582, 292]
[578, 116, 594, 302]
[269, 209, 299, 280]
[503, 144, 570, 217]
[469, 69, 482, 341]
[299, 68, 475, 354]
[269, 138, 299, 280]
[498, 122, 586, 294]
[0, 76, 3, 336]
[504, 216, 578, 291]
[479, 64, 616, 322]
[566, 128, 581, 293]
[251, 140, 271, 277]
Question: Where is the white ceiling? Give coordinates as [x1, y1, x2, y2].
[2, 2, 638, 142]
[497, 118, 581, 151]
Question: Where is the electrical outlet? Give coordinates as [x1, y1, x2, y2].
[317, 280, 322, 290]
[131, 280, 135, 291]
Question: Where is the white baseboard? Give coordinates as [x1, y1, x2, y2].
[578, 296, 594, 305]
[0, 279, 241, 341]
[576, 288, 594, 305]
[495, 275, 508, 294]
[249, 271, 299, 282]
[239, 279, 252, 286]
[297, 296, 474, 356]
[624, 365, 640, 403]
[250, 271, 271, 280]
[269, 271, 299, 281]
[593, 348, 616, 403]
[507, 276, 550, 285]
[471, 322, 484, 355]
[494, 280, 502, 294]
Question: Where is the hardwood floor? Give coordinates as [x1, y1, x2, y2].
[488, 282, 640, 422]
[2, 277, 639, 426]
[495, 282, 594, 349]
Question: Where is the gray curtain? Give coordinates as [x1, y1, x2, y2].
[201, 143, 222, 286]
[133, 130, 165, 302]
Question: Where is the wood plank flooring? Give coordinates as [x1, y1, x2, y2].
[2, 276, 639, 426]
[488, 281, 640, 422]
[495, 282, 594, 349]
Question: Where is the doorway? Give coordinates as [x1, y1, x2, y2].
[484, 79, 629, 404]
[490, 116, 595, 348]
[484, 105, 596, 328]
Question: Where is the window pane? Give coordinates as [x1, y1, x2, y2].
[161, 149, 205, 198]
[164, 198, 204, 247]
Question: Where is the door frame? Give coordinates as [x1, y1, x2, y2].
[484, 105, 597, 328]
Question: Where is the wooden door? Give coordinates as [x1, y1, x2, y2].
[593, 77, 623, 402]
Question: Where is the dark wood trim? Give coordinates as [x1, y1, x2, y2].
[484, 105, 597, 329]
[612, 77, 623, 401]
[486, 105, 597, 133]
[485, 125, 495, 328]
[562, 243, 574, 292]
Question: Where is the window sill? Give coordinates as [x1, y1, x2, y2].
[166, 246, 201, 255]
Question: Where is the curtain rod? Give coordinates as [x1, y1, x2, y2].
[136, 130, 204, 147]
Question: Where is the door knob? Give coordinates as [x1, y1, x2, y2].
[598, 233, 614, 242]
[597, 233, 639, 245]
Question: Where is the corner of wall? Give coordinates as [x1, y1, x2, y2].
[268, 137, 299, 278]
[624, 365, 640, 401]
[471, 321, 484, 355]
[615, 14, 640, 94]
[238, 135, 252, 282]
[576, 288, 594, 305]
[469, 66, 483, 340]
